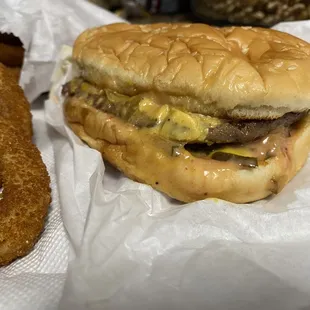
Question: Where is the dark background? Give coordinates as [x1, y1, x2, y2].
[88, 0, 310, 28]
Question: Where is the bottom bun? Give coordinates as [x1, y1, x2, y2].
[65, 97, 310, 204]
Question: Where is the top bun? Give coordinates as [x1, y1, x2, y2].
[72, 23, 310, 119]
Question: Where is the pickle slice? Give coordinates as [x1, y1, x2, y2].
[211, 152, 258, 168]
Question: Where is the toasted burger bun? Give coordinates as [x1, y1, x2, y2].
[65, 96, 310, 203]
[73, 23, 310, 120]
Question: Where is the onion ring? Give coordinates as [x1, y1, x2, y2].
[0, 64, 51, 266]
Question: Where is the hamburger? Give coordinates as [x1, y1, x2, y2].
[62, 23, 310, 203]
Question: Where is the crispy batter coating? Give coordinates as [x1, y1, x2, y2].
[0, 120, 51, 265]
[0, 64, 51, 266]
[4, 66, 21, 83]
[0, 63, 32, 138]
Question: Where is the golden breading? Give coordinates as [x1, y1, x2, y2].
[0, 64, 32, 138]
[4, 66, 21, 83]
[0, 63, 50, 266]
[0, 119, 51, 266]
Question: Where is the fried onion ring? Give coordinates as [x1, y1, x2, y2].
[0, 64, 51, 266]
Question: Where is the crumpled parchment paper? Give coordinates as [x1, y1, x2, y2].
[45, 21, 310, 310]
[0, 0, 124, 102]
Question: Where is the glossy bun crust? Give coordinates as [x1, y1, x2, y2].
[73, 23, 310, 120]
[65, 97, 310, 203]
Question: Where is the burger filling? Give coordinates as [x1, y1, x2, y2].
[63, 78, 307, 169]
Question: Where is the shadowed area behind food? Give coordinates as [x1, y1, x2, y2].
[87, 0, 310, 27]
[0, 32, 24, 82]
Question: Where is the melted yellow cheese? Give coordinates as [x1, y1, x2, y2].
[138, 98, 170, 123]
[136, 97, 221, 142]
[73, 79, 222, 143]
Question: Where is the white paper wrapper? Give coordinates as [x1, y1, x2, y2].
[0, 0, 125, 103]
[45, 21, 310, 310]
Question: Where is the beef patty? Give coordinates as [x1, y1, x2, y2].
[207, 112, 305, 144]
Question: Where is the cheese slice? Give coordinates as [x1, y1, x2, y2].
[71, 78, 223, 143]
